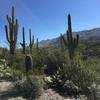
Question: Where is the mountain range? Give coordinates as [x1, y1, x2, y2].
[39, 28, 100, 48]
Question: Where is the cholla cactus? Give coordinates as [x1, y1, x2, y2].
[20, 27, 26, 54]
[25, 55, 33, 72]
[61, 14, 79, 60]
[5, 6, 18, 55]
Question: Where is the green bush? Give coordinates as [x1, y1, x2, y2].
[0, 48, 8, 59]
[12, 52, 25, 71]
[0, 63, 24, 81]
[32, 49, 45, 68]
[11, 69, 24, 81]
[43, 48, 67, 75]
[14, 74, 46, 99]
[48, 61, 95, 96]
[0, 63, 12, 80]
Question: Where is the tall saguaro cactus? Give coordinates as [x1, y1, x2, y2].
[20, 27, 26, 54]
[29, 29, 34, 53]
[5, 6, 18, 55]
[61, 14, 79, 60]
[36, 38, 39, 50]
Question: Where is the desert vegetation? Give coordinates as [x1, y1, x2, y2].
[0, 5, 100, 100]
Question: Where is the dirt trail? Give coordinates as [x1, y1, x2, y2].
[0, 81, 89, 100]
[36, 89, 87, 100]
[0, 81, 14, 100]
[0, 81, 13, 92]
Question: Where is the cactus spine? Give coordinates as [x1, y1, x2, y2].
[5, 6, 18, 55]
[61, 14, 79, 60]
[20, 27, 26, 54]
[29, 29, 34, 53]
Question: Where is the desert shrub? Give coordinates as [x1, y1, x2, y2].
[11, 69, 25, 81]
[0, 64, 12, 80]
[32, 49, 45, 70]
[12, 52, 25, 71]
[48, 61, 95, 97]
[43, 48, 67, 75]
[0, 58, 24, 81]
[0, 62, 24, 81]
[0, 59, 7, 67]
[63, 80, 79, 98]
[0, 48, 8, 59]
[14, 74, 46, 99]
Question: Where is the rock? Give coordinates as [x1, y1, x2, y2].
[0, 81, 14, 92]
[8, 97, 26, 100]
[63, 80, 79, 97]
[36, 89, 87, 100]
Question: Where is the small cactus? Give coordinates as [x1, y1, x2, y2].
[25, 55, 33, 72]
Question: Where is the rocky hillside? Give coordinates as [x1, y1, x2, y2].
[39, 28, 100, 48]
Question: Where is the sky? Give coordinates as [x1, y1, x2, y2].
[0, 0, 100, 47]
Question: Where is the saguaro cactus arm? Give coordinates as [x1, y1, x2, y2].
[68, 14, 72, 34]
[60, 34, 67, 46]
[29, 29, 32, 47]
[14, 19, 18, 44]
[32, 35, 34, 45]
[36, 38, 39, 49]
[12, 6, 14, 23]
[20, 43, 23, 47]
[5, 25, 10, 43]
[76, 34, 79, 45]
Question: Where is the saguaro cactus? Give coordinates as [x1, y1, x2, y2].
[29, 29, 34, 53]
[5, 6, 18, 55]
[61, 14, 79, 60]
[36, 38, 39, 50]
[25, 55, 33, 72]
[20, 27, 26, 54]
[59, 34, 64, 51]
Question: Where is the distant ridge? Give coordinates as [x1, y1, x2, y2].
[39, 27, 100, 48]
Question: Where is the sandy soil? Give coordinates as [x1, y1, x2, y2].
[0, 81, 14, 100]
[0, 81, 14, 92]
[36, 89, 87, 100]
[0, 81, 93, 100]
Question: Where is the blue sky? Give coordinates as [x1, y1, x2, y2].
[0, 0, 100, 47]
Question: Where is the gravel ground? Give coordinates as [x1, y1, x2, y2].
[0, 81, 88, 100]
[0, 81, 14, 100]
[0, 81, 14, 92]
[36, 89, 88, 100]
